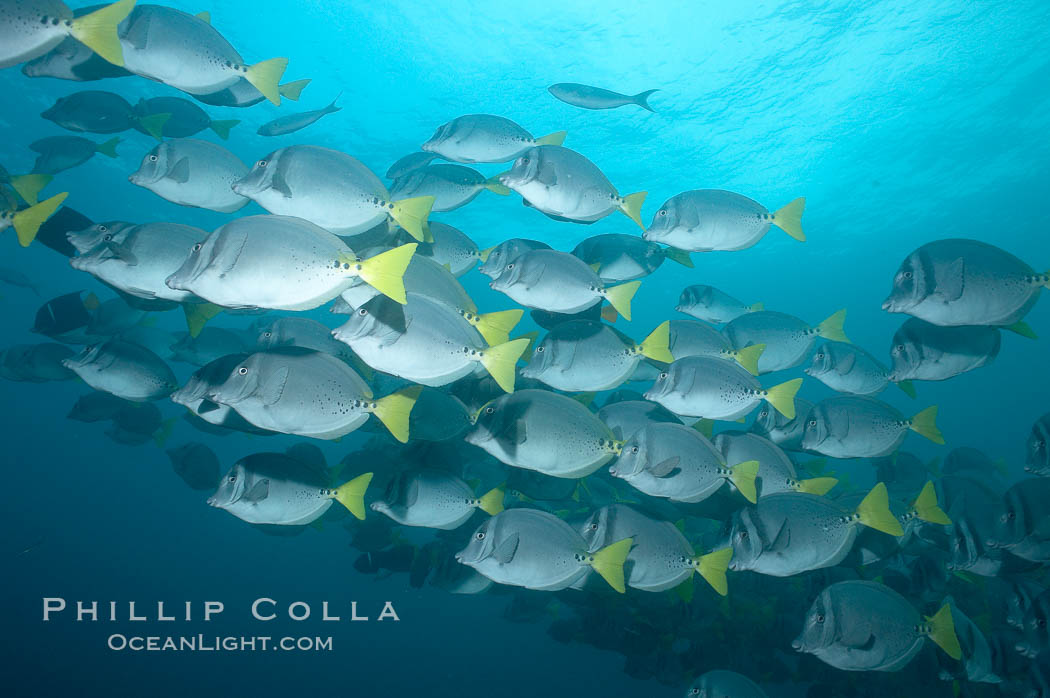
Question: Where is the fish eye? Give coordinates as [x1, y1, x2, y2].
[474, 532, 485, 541]
[228, 475, 236, 483]
[263, 331, 272, 338]
[357, 308, 368, 316]
[808, 420, 817, 427]
[98, 225, 108, 233]
[816, 353, 825, 359]
[631, 446, 639, 454]
[192, 243, 203, 252]
[588, 523, 599, 531]
[535, 346, 544, 353]
[816, 614, 825, 624]
[658, 209, 667, 217]
[148, 155, 158, 162]
[894, 344, 905, 353]
[257, 160, 267, 168]
[238, 367, 248, 375]
[103, 234, 112, 242]
[485, 406, 495, 415]
[758, 409, 768, 418]
[739, 530, 748, 539]
[689, 689, 699, 696]
[521, 157, 530, 165]
[903, 271, 913, 280]
[506, 263, 515, 270]
[658, 372, 668, 380]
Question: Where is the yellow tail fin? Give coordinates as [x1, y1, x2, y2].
[70, 0, 135, 67]
[693, 418, 714, 439]
[727, 343, 765, 376]
[897, 380, 917, 399]
[8, 174, 51, 205]
[795, 477, 838, 496]
[12, 192, 67, 247]
[1004, 321, 1038, 339]
[483, 176, 511, 195]
[910, 405, 944, 444]
[477, 486, 505, 516]
[817, 309, 849, 342]
[600, 304, 619, 324]
[694, 547, 733, 596]
[729, 460, 759, 503]
[136, 113, 171, 141]
[856, 482, 904, 536]
[772, 197, 805, 241]
[534, 131, 567, 146]
[95, 137, 121, 158]
[152, 417, 177, 448]
[602, 280, 641, 322]
[388, 195, 434, 242]
[209, 120, 241, 140]
[244, 58, 288, 106]
[663, 247, 693, 268]
[478, 338, 530, 393]
[279, 79, 311, 101]
[589, 537, 633, 593]
[764, 377, 802, 419]
[925, 603, 963, 660]
[619, 191, 647, 231]
[195, 10, 210, 22]
[912, 481, 951, 525]
[470, 309, 523, 346]
[478, 245, 494, 263]
[330, 472, 373, 520]
[371, 386, 422, 443]
[356, 243, 417, 304]
[638, 321, 673, 362]
[748, 302, 765, 312]
[183, 302, 223, 338]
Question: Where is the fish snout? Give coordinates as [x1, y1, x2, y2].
[206, 496, 217, 507]
[791, 637, 804, 652]
[880, 297, 894, 311]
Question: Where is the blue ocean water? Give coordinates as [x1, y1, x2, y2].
[2, 1, 1050, 696]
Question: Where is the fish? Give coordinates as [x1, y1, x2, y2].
[547, 83, 658, 111]
[580, 504, 733, 594]
[0, 267, 41, 295]
[749, 398, 814, 452]
[0, 0, 134, 70]
[131, 96, 239, 140]
[390, 164, 509, 212]
[608, 422, 759, 504]
[194, 77, 310, 108]
[208, 452, 373, 524]
[712, 431, 837, 497]
[70, 222, 209, 303]
[489, 249, 640, 320]
[66, 219, 135, 254]
[0, 192, 69, 247]
[571, 233, 692, 283]
[421, 114, 566, 163]
[792, 580, 962, 670]
[31, 290, 96, 341]
[676, 284, 764, 324]
[370, 469, 504, 530]
[991, 478, 1050, 562]
[255, 317, 356, 362]
[0, 343, 76, 382]
[232, 145, 434, 240]
[40, 90, 137, 134]
[1027, 412, 1050, 476]
[62, 338, 177, 402]
[883, 238, 1048, 329]
[20, 4, 134, 81]
[499, 145, 646, 229]
[800, 396, 944, 458]
[169, 353, 275, 436]
[477, 237, 550, 278]
[596, 399, 682, 442]
[166, 215, 417, 313]
[414, 222, 479, 277]
[165, 442, 220, 491]
[401, 388, 473, 442]
[456, 507, 633, 592]
[67, 390, 128, 422]
[520, 319, 673, 392]
[117, 4, 287, 104]
[723, 309, 849, 374]
[168, 327, 248, 366]
[129, 138, 249, 213]
[332, 291, 528, 393]
[805, 340, 909, 397]
[644, 190, 806, 251]
[888, 318, 1002, 382]
[386, 152, 439, 180]
[465, 389, 621, 478]
[105, 402, 171, 445]
[643, 355, 802, 422]
[668, 319, 765, 375]
[685, 670, 769, 698]
[257, 94, 340, 136]
[204, 347, 420, 442]
[726, 484, 906, 576]
[30, 135, 120, 175]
